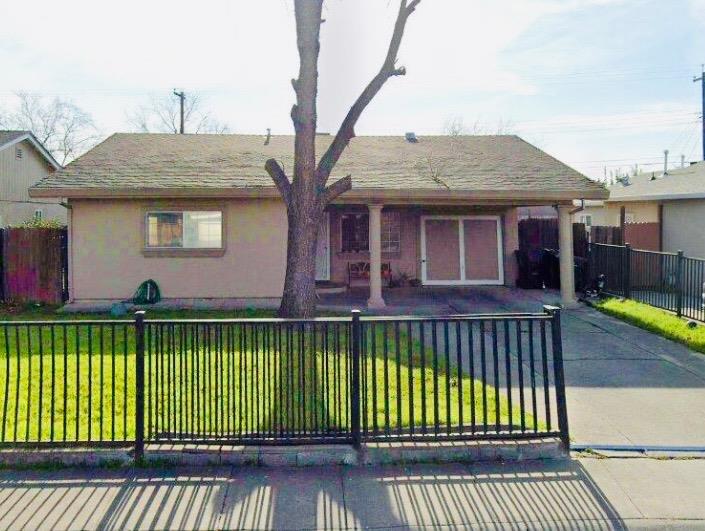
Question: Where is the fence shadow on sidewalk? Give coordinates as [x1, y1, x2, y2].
[0, 460, 626, 530]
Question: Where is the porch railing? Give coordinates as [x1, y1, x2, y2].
[0, 308, 569, 458]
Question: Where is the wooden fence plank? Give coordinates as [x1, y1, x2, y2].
[1, 227, 67, 305]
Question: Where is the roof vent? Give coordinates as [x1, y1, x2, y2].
[405, 132, 418, 143]
[264, 128, 271, 146]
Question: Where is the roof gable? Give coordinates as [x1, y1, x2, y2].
[0, 130, 61, 170]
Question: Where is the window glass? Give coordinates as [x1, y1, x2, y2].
[341, 213, 369, 252]
[146, 211, 222, 249]
[381, 211, 401, 253]
[184, 211, 223, 248]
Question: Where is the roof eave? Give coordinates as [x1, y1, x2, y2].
[606, 192, 705, 202]
[29, 186, 609, 202]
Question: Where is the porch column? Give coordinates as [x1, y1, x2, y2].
[558, 204, 577, 307]
[367, 204, 386, 309]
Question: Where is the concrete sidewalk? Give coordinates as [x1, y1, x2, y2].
[1, 457, 704, 530]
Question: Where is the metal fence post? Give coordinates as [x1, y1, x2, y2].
[544, 305, 570, 452]
[623, 243, 632, 299]
[350, 310, 362, 449]
[134, 311, 146, 461]
[676, 250, 684, 318]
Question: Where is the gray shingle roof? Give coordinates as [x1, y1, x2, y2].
[0, 130, 29, 147]
[30, 133, 607, 199]
[607, 162, 705, 202]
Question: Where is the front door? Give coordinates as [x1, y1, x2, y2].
[315, 212, 330, 281]
[421, 216, 504, 285]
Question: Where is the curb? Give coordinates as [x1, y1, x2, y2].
[0, 438, 565, 468]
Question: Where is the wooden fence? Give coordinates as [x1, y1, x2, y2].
[589, 223, 661, 251]
[0, 227, 68, 305]
[590, 225, 623, 245]
[518, 218, 588, 258]
[624, 222, 660, 251]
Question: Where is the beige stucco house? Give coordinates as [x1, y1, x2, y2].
[0, 131, 64, 227]
[596, 162, 705, 258]
[29, 133, 607, 309]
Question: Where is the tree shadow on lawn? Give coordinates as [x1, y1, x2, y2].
[0, 317, 537, 444]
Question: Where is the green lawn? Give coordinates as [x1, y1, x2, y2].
[0, 305, 530, 442]
[593, 298, 705, 354]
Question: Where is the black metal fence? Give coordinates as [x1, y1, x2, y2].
[589, 243, 705, 322]
[0, 309, 569, 457]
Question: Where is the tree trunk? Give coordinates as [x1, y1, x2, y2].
[279, 208, 320, 318]
[267, 0, 422, 318]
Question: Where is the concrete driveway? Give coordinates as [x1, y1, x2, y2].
[323, 286, 705, 447]
[439, 287, 705, 447]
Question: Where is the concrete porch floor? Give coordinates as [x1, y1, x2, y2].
[318, 286, 564, 315]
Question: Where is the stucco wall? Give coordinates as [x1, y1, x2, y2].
[70, 198, 287, 301]
[70, 199, 523, 301]
[601, 201, 659, 226]
[662, 200, 705, 259]
[573, 205, 607, 227]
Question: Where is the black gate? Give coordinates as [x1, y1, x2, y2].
[143, 318, 354, 445]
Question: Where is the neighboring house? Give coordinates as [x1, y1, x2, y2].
[572, 199, 608, 228]
[0, 131, 64, 227]
[29, 133, 607, 308]
[599, 162, 705, 257]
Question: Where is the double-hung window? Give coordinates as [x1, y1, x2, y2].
[146, 211, 223, 250]
[381, 211, 401, 253]
[340, 211, 401, 254]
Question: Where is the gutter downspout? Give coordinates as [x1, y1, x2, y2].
[570, 199, 585, 216]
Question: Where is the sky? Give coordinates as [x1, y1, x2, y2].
[0, 0, 704, 181]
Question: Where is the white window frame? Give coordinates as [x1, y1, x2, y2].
[144, 210, 224, 250]
[420, 215, 504, 286]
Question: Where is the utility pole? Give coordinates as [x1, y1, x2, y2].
[695, 66, 705, 161]
[173, 89, 185, 134]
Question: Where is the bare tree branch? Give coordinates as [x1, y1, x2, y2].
[315, 0, 422, 189]
[4, 93, 99, 164]
[265, 158, 292, 206]
[321, 174, 352, 205]
[127, 93, 230, 134]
